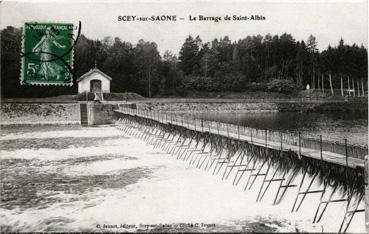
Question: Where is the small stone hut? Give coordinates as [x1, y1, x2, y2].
[77, 68, 112, 93]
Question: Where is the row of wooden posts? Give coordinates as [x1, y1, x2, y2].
[315, 74, 366, 97]
[118, 106, 368, 160]
[115, 112, 365, 233]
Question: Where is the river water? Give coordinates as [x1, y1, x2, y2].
[191, 111, 368, 146]
[0, 124, 366, 232]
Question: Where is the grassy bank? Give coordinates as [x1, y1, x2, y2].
[2, 89, 367, 103]
[2, 90, 367, 113]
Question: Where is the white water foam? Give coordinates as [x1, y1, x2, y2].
[0, 126, 365, 232]
[0, 127, 122, 141]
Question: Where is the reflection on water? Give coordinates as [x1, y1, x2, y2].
[192, 112, 368, 146]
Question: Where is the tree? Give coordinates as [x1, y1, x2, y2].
[74, 34, 96, 78]
[1, 26, 22, 97]
[306, 34, 318, 88]
[178, 35, 202, 75]
[134, 39, 161, 97]
[159, 50, 183, 95]
[1, 27, 367, 98]
[295, 41, 308, 86]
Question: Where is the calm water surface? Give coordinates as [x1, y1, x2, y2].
[192, 111, 368, 146]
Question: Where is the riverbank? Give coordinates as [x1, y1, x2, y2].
[1, 91, 367, 126]
[0, 125, 365, 232]
[133, 98, 367, 113]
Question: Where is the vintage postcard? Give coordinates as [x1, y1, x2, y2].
[0, 0, 368, 233]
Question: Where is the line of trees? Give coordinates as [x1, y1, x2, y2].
[178, 34, 367, 95]
[1, 26, 367, 98]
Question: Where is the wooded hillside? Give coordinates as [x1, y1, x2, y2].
[1, 26, 367, 98]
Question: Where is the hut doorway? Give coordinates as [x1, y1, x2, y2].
[90, 79, 102, 93]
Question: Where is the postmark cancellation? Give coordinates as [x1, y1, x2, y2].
[21, 22, 75, 86]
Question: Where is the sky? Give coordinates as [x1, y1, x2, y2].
[1, 0, 368, 55]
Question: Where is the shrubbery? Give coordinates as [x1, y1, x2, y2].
[247, 82, 267, 92]
[266, 79, 299, 94]
[74, 92, 145, 101]
[180, 76, 301, 94]
[181, 73, 244, 92]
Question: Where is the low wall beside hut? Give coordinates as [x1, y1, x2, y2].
[86, 102, 118, 125]
[1, 103, 81, 125]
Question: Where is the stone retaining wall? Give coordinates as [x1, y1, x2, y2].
[136, 102, 278, 112]
[134, 100, 367, 113]
[1, 103, 81, 125]
[87, 103, 118, 125]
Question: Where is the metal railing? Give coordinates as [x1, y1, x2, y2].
[117, 107, 367, 160]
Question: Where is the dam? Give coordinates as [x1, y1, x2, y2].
[115, 106, 367, 233]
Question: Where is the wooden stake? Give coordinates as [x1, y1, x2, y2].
[227, 124, 229, 137]
[312, 67, 315, 89]
[318, 75, 320, 90]
[251, 128, 253, 144]
[352, 79, 355, 97]
[362, 78, 365, 97]
[320, 135, 323, 162]
[344, 139, 349, 190]
[322, 74, 325, 95]
[298, 132, 301, 158]
[194, 116, 196, 131]
[357, 80, 360, 97]
[341, 76, 344, 96]
[237, 124, 240, 139]
[348, 77, 351, 96]
[265, 130, 268, 147]
[280, 132, 283, 150]
[329, 73, 334, 95]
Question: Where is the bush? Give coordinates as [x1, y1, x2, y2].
[181, 76, 219, 92]
[247, 82, 267, 91]
[181, 73, 244, 92]
[266, 79, 298, 94]
[220, 73, 244, 91]
[74, 92, 145, 101]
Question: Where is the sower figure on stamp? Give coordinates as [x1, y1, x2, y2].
[32, 27, 66, 80]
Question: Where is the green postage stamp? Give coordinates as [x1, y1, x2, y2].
[22, 22, 74, 86]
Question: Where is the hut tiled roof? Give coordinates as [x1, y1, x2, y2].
[77, 68, 112, 82]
